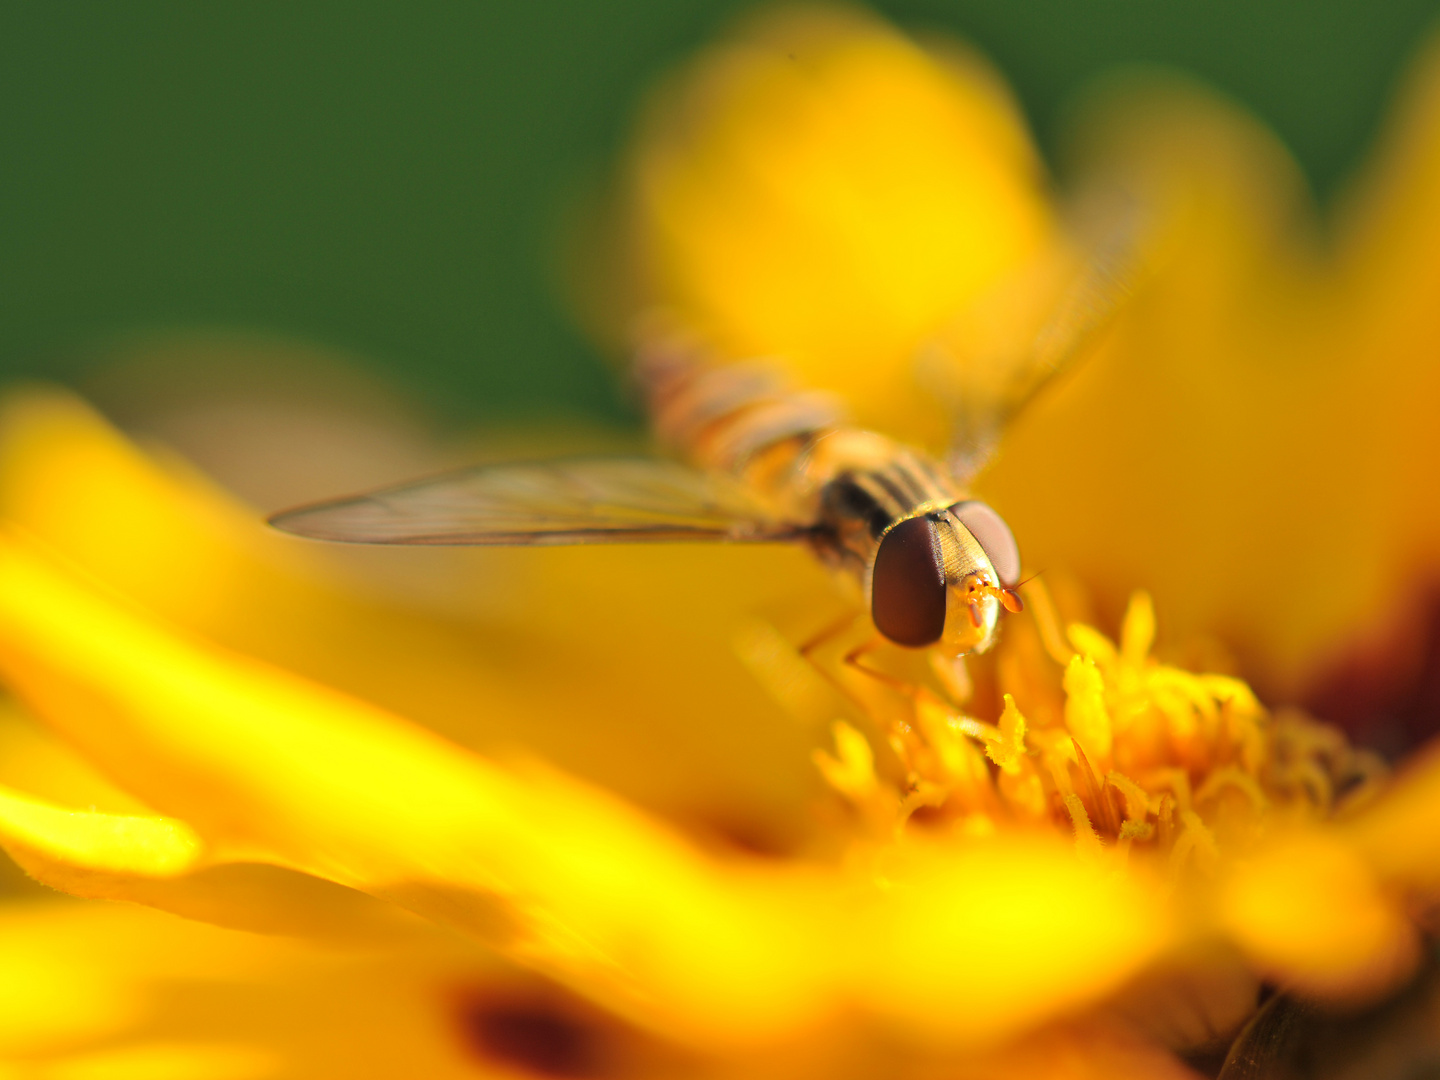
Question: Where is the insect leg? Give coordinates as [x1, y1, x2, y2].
[842, 634, 919, 697]
[796, 615, 935, 737]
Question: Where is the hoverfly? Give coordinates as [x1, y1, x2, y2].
[270, 209, 1138, 659]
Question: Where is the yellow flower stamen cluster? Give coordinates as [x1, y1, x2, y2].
[815, 591, 1386, 873]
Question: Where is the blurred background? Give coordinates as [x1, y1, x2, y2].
[3, 0, 1438, 428]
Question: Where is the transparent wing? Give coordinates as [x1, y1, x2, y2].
[920, 191, 1150, 481]
[268, 457, 808, 546]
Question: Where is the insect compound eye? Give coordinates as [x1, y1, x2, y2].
[871, 515, 947, 647]
[950, 501, 1020, 587]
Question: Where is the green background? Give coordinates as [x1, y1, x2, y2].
[2, 1, 1437, 423]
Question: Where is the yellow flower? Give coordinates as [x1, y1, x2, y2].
[1, 6, 1440, 1078]
[599, 5, 1069, 453]
[0, 391, 1162, 1072]
[980, 41, 1440, 708]
[0, 391, 1431, 1076]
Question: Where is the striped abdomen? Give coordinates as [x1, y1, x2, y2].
[635, 341, 1019, 651]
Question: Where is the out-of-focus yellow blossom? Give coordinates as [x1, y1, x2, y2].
[611, 7, 1440, 717]
[0, 412, 1167, 1054]
[0, 390, 1413, 1075]
[980, 46, 1440, 708]
[605, 5, 1070, 452]
[2, 5, 1440, 1078]
[0, 897, 607, 1080]
[0, 390, 1434, 1075]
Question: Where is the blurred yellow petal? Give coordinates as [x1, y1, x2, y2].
[984, 77, 1342, 692]
[1217, 830, 1419, 1002]
[0, 895, 1192, 1079]
[1344, 740, 1440, 894]
[619, 6, 1055, 447]
[0, 701, 414, 939]
[852, 836, 1168, 1044]
[984, 40, 1440, 706]
[3, 6, 1437, 1074]
[0, 386, 829, 850]
[0, 910, 143, 1060]
[0, 525, 1168, 1049]
[940, 1023, 1205, 1080]
[0, 784, 202, 882]
[0, 899, 605, 1078]
[0, 789, 429, 945]
[28, 1042, 278, 1080]
[0, 699, 152, 815]
[0, 386, 529, 728]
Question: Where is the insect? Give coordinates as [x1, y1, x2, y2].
[270, 211, 1137, 659]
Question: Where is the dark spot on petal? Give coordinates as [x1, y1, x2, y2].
[686, 814, 795, 858]
[457, 998, 599, 1077]
[1303, 581, 1440, 758]
[905, 803, 950, 829]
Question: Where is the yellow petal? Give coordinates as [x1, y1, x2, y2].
[0, 697, 152, 814]
[940, 1023, 1202, 1080]
[857, 836, 1163, 1041]
[1335, 39, 1440, 583]
[0, 895, 1188, 1078]
[1216, 830, 1419, 1002]
[25, 1043, 278, 1080]
[0, 786, 421, 944]
[980, 77, 1346, 693]
[983, 51, 1440, 696]
[0, 526, 810, 1041]
[0, 898, 570, 1077]
[1104, 943, 1260, 1054]
[0, 783, 203, 881]
[1344, 739, 1440, 894]
[621, 6, 1053, 446]
[0, 698, 417, 938]
[0, 527, 1166, 1048]
[0, 386, 829, 849]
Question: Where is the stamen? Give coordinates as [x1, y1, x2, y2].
[804, 589, 1381, 875]
[1169, 810, 1220, 880]
[1147, 768, 1194, 814]
[983, 695, 1028, 774]
[813, 720, 879, 803]
[1194, 765, 1268, 813]
[1119, 591, 1156, 667]
[1072, 742, 1117, 835]
[456, 996, 600, 1078]
[1062, 792, 1102, 859]
[1105, 770, 1151, 825]
[1118, 819, 1155, 842]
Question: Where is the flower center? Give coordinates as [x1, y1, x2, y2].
[813, 588, 1386, 874]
